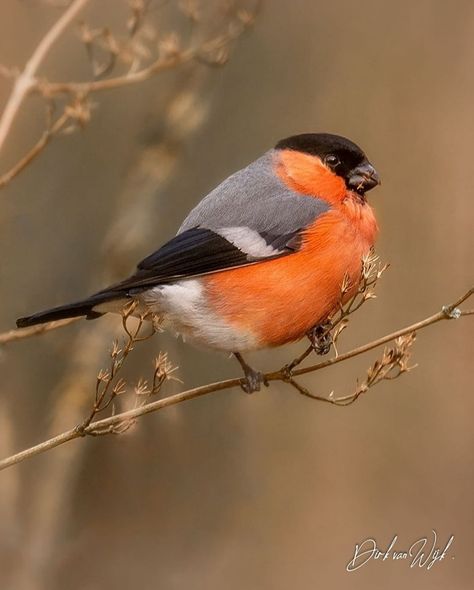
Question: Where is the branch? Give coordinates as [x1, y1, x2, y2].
[0, 0, 91, 156]
[285, 333, 417, 406]
[1, 287, 471, 471]
[1, 8, 260, 586]
[76, 303, 162, 434]
[0, 109, 70, 189]
[40, 49, 196, 95]
[286, 287, 473, 379]
[0, 317, 80, 346]
[0, 1, 260, 190]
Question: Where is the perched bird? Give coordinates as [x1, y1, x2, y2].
[17, 133, 380, 392]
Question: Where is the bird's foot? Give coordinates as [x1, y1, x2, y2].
[241, 367, 267, 394]
[307, 322, 333, 355]
[233, 352, 268, 394]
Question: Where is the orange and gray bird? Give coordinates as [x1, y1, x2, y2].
[17, 133, 380, 392]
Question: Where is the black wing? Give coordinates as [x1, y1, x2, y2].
[105, 226, 300, 295]
[16, 225, 303, 328]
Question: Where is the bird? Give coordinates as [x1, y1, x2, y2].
[16, 133, 380, 392]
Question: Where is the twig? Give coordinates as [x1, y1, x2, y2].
[1, 288, 471, 471]
[286, 333, 416, 406]
[41, 49, 196, 95]
[0, 0, 91, 156]
[0, 317, 80, 346]
[285, 287, 473, 379]
[0, 1, 259, 190]
[0, 110, 70, 189]
[76, 303, 158, 433]
[0, 50, 194, 190]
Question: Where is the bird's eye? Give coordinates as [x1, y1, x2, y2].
[325, 154, 340, 167]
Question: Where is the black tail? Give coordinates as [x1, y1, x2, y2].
[16, 291, 119, 328]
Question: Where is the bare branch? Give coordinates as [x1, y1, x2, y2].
[0, 0, 259, 190]
[0, 317, 80, 346]
[0, 109, 70, 189]
[286, 287, 473, 380]
[286, 333, 416, 406]
[76, 304, 159, 434]
[41, 49, 196, 96]
[1, 287, 471, 472]
[0, 0, 91, 157]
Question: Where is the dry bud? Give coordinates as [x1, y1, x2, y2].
[159, 33, 181, 59]
[134, 378, 150, 396]
[113, 378, 127, 396]
[97, 369, 111, 383]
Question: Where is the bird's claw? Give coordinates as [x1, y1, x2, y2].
[240, 368, 267, 394]
[308, 323, 333, 355]
[233, 352, 268, 394]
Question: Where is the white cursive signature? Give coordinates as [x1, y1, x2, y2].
[346, 530, 454, 572]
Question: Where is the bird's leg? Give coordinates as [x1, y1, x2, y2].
[233, 352, 267, 394]
[307, 322, 333, 355]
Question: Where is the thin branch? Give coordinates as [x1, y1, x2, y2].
[286, 333, 417, 406]
[0, 1, 259, 190]
[0, 0, 91, 156]
[0, 317, 80, 346]
[0, 287, 471, 471]
[0, 110, 70, 189]
[41, 49, 196, 95]
[285, 287, 473, 379]
[76, 304, 158, 433]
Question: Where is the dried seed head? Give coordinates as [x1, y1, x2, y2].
[159, 33, 181, 59]
[134, 377, 150, 396]
[97, 369, 111, 383]
[64, 95, 93, 128]
[113, 378, 127, 396]
[111, 340, 121, 358]
[341, 273, 352, 295]
[237, 9, 257, 25]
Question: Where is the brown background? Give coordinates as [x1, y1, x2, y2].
[0, 1, 473, 589]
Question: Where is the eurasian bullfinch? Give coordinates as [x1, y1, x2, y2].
[17, 133, 380, 392]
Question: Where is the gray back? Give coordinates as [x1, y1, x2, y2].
[178, 150, 329, 237]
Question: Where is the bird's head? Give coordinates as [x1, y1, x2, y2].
[275, 133, 380, 204]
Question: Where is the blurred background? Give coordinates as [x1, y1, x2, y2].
[0, 1, 473, 588]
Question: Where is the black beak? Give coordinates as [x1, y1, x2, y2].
[347, 162, 381, 195]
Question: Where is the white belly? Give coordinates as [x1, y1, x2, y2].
[138, 279, 258, 352]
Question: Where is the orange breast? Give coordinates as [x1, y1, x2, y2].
[203, 201, 378, 348]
